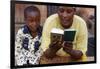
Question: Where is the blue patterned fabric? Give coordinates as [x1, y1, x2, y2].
[22, 37, 29, 50]
[22, 25, 42, 52]
[15, 25, 43, 65]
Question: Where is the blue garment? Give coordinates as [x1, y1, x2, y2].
[15, 25, 43, 65]
[22, 25, 42, 52]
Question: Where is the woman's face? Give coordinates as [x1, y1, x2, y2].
[58, 6, 75, 28]
[25, 11, 40, 33]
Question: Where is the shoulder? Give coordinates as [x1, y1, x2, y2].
[47, 13, 58, 19]
[43, 14, 59, 28]
[73, 15, 88, 35]
[73, 15, 87, 26]
[45, 14, 59, 23]
[17, 25, 31, 34]
[16, 25, 28, 36]
[17, 27, 24, 35]
[74, 15, 86, 24]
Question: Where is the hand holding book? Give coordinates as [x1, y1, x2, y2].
[63, 41, 83, 60]
[63, 41, 73, 52]
[43, 28, 77, 59]
[44, 38, 63, 59]
[50, 28, 76, 54]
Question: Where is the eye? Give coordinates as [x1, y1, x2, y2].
[27, 19, 33, 23]
[67, 9, 73, 13]
[59, 8, 64, 13]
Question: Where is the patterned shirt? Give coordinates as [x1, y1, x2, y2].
[15, 25, 43, 65]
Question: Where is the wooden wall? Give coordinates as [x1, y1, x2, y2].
[15, 4, 95, 37]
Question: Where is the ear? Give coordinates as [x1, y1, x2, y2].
[73, 8, 76, 14]
[73, 7, 76, 12]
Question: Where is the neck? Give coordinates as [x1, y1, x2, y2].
[31, 31, 38, 38]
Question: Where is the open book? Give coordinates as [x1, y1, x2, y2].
[51, 28, 76, 42]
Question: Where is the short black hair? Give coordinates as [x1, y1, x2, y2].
[24, 6, 40, 19]
[58, 6, 76, 11]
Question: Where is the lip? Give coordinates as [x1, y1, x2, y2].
[63, 20, 68, 23]
[62, 20, 70, 24]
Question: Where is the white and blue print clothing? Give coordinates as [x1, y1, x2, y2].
[15, 25, 43, 65]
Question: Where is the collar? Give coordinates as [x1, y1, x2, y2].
[22, 25, 42, 39]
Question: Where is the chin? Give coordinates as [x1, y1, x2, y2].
[29, 29, 36, 33]
[61, 24, 70, 28]
[63, 26, 70, 29]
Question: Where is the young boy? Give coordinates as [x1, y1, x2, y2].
[15, 6, 42, 65]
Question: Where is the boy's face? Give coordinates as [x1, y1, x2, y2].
[25, 11, 40, 33]
[58, 6, 75, 28]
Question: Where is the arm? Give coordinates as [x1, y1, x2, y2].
[63, 44, 83, 60]
[43, 40, 62, 58]
[63, 19, 88, 60]
[15, 29, 24, 65]
[40, 16, 62, 59]
[75, 19, 88, 60]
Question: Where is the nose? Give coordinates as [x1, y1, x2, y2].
[63, 11, 68, 18]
